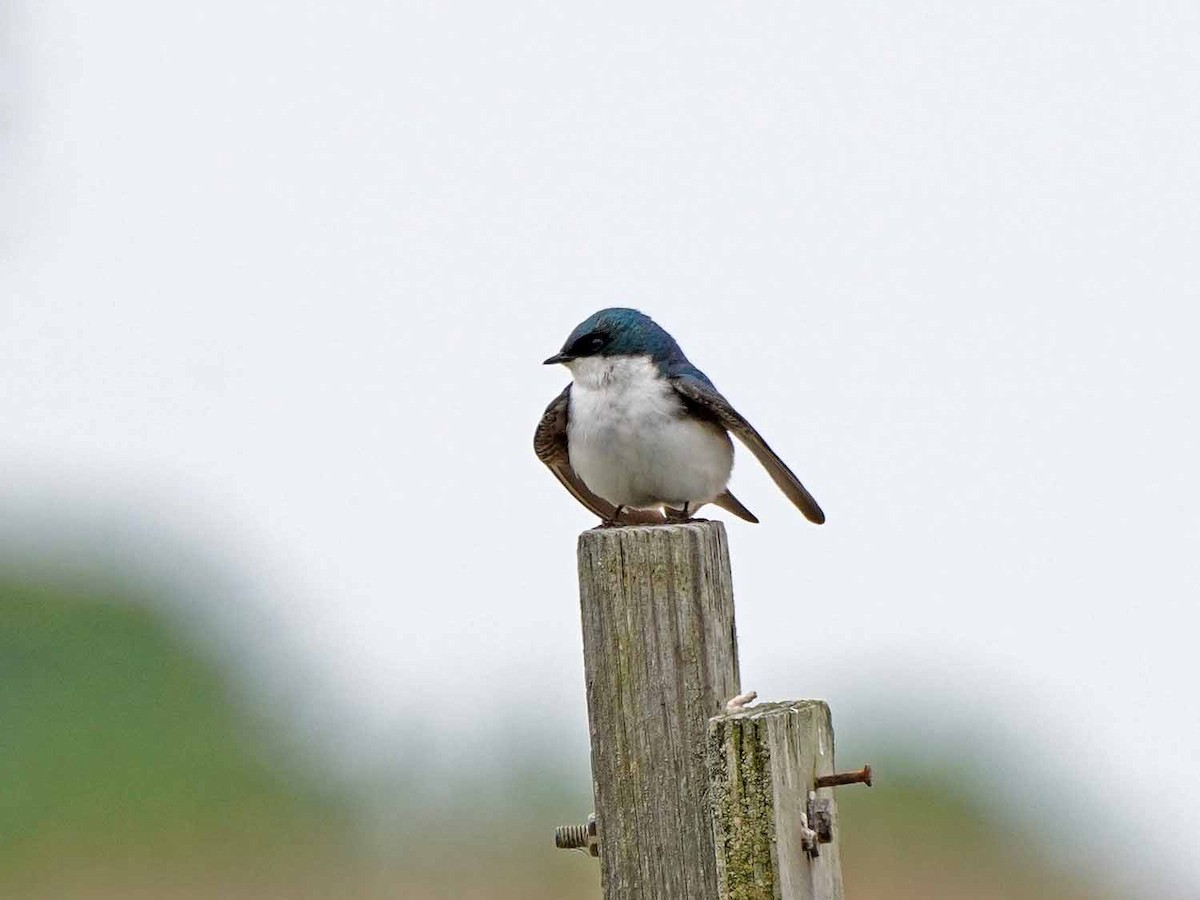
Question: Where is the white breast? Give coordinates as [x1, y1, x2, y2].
[566, 355, 734, 510]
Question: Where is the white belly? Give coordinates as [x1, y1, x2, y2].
[565, 356, 733, 509]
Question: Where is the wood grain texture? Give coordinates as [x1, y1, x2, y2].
[708, 701, 844, 900]
[577, 520, 741, 900]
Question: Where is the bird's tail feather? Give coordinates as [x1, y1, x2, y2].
[712, 490, 759, 523]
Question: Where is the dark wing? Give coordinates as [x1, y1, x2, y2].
[671, 375, 825, 524]
[534, 386, 664, 524]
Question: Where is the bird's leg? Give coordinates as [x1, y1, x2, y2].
[599, 505, 625, 528]
[664, 502, 693, 524]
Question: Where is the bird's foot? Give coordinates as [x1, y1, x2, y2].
[595, 507, 692, 528]
[596, 506, 625, 528]
[664, 502, 711, 524]
[663, 502, 692, 524]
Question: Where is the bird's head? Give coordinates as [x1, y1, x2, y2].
[543, 308, 683, 371]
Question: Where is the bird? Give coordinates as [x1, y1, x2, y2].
[534, 307, 824, 526]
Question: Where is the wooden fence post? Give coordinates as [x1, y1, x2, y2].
[708, 701, 845, 900]
[574, 520, 847, 900]
[577, 521, 739, 899]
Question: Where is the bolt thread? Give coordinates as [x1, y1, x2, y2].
[555, 824, 589, 849]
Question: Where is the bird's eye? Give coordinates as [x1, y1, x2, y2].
[570, 331, 609, 356]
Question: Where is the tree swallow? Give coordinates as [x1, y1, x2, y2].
[535, 308, 824, 526]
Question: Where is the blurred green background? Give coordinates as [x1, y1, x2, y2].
[0, 568, 1125, 899]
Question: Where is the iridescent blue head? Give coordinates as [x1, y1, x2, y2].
[543, 308, 687, 368]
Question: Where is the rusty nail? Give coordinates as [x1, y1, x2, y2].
[815, 764, 872, 789]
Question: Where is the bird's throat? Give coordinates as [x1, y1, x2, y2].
[566, 354, 657, 391]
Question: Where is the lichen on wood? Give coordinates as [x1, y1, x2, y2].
[708, 701, 844, 900]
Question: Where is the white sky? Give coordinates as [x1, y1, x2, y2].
[3, 2, 1198, 893]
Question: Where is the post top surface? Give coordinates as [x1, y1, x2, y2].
[710, 699, 831, 724]
[577, 519, 727, 542]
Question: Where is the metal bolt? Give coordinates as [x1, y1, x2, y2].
[554, 813, 599, 857]
[803, 792, 835, 857]
[812, 798, 834, 844]
[814, 764, 872, 789]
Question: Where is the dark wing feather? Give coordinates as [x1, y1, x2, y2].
[534, 386, 664, 524]
[711, 489, 759, 523]
[671, 376, 825, 524]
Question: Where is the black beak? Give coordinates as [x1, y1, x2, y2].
[543, 352, 572, 365]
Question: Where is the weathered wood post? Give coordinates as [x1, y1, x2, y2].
[708, 701, 845, 900]
[573, 520, 849, 900]
[577, 521, 739, 899]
